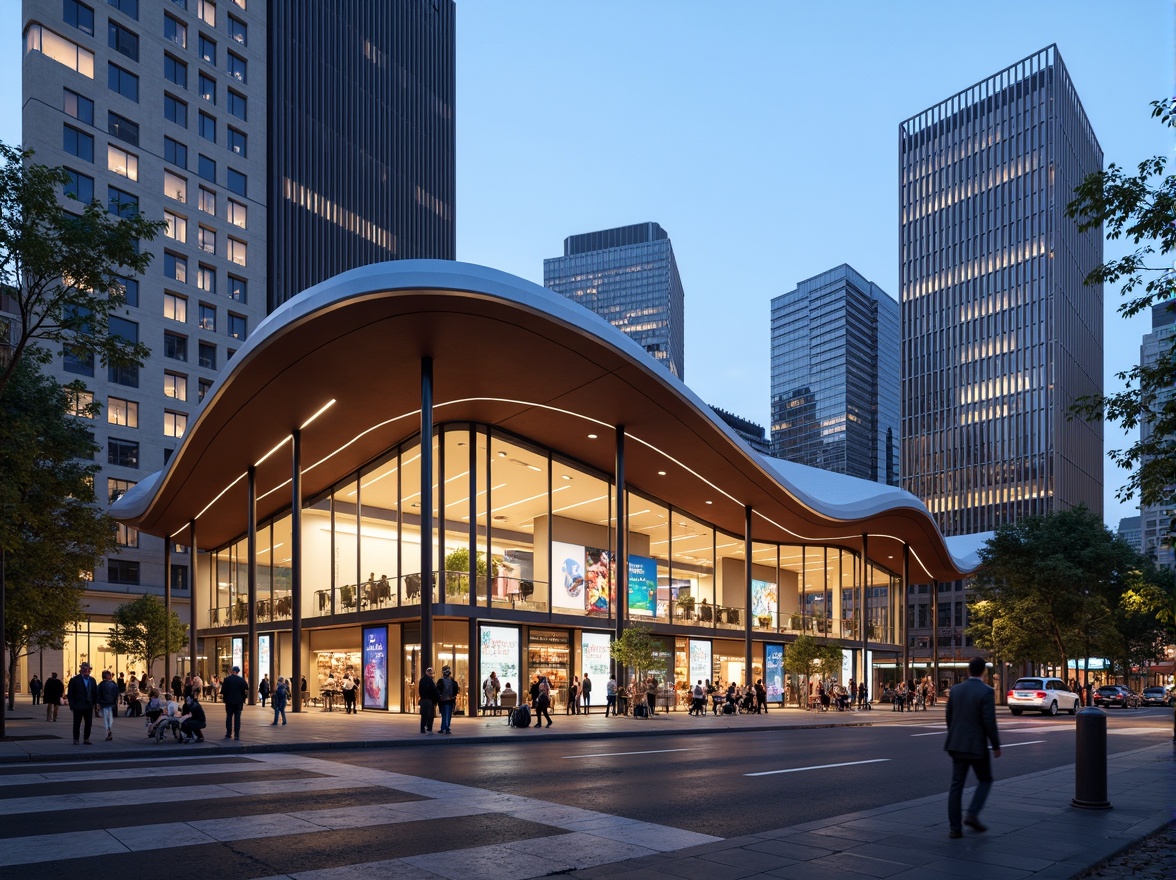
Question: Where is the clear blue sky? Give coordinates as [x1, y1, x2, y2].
[5, 2, 1172, 529]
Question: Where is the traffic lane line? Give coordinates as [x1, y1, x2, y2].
[999, 740, 1046, 747]
[562, 748, 702, 759]
[745, 758, 890, 777]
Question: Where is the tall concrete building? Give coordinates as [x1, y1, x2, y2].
[543, 222, 685, 379]
[900, 46, 1103, 677]
[1140, 301, 1175, 570]
[15, 0, 454, 684]
[1116, 515, 1142, 554]
[770, 264, 900, 486]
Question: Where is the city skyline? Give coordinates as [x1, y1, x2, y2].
[4, 2, 1170, 529]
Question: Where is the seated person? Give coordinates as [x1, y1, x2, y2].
[499, 683, 518, 709]
[148, 697, 183, 741]
[179, 695, 207, 743]
[143, 689, 164, 723]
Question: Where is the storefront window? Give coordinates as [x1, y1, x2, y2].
[440, 427, 473, 603]
[271, 513, 292, 619]
[360, 449, 399, 609]
[255, 521, 271, 622]
[490, 433, 545, 610]
[528, 628, 569, 709]
[548, 461, 612, 618]
[334, 476, 360, 611]
[399, 440, 431, 603]
[750, 540, 779, 632]
[303, 494, 331, 616]
[669, 511, 713, 625]
[435, 620, 469, 713]
[626, 493, 666, 623]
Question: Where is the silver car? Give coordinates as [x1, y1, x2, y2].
[1006, 677, 1080, 716]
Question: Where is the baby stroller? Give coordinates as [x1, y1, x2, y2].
[147, 701, 183, 742]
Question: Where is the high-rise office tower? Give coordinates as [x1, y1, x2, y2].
[544, 222, 685, 379]
[16, 0, 454, 678]
[900, 46, 1103, 674]
[900, 45, 1103, 537]
[1139, 301, 1175, 570]
[770, 264, 900, 486]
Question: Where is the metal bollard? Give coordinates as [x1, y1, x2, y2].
[1071, 707, 1111, 810]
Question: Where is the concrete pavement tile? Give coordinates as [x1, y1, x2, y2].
[842, 842, 941, 867]
[697, 846, 798, 871]
[509, 831, 656, 868]
[275, 860, 447, 880]
[0, 828, 129, 867]
[400, 843, 553, 880]
[646, 856, 767, 880]
[734, 838, 837, 860]
[909, 858, 1031, 879]
[821, 850, 910, 877]
[188, 811, 327, 842]
[809, 824, 895, 843]
[113, 820, 219, 850]
[745, 837, 838, 858]
[760, 861, 886, 880]
[761, 830, 856, 850]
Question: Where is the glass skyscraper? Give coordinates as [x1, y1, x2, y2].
[770, 264, 900, 486]
[1140, 302, 1175, 570]
[900, 45, 1103, 538]
[543, 222, 685, 379]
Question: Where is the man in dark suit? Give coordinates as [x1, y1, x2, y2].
[220, 665, 248, 740]
[945, 657, 1002, 838]
[67, 662, 99, 745]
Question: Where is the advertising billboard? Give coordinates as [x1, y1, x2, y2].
[688, 639, 712, 687]
[584, 548, 613, 615]
[362, 626, 388, 710]
[258, 634, 271, 685]
[765, 643, 784, 702]
[627, 554, 657, 617]
[581, 631, 612, 680]
[551, 541, 587, 612]
[231, 637, 243, 676]
[751, 579, 778, 626]
[479, 625, 521, 693]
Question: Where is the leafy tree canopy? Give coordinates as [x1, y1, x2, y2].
[105, 594, 189, 673]
[783, 634, 844, 681]
[0, 142, 165, 396]
[610, 625, 656, 686]
[1, 359, 113, 708]
[1066, 99, 1176, 510]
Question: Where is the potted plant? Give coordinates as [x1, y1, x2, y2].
[757, 613, 772, 629]
[676, 594, 696, 619]
[789, 612, 803, 631]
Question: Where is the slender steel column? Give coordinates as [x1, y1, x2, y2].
[420, 358, 434, 671]
[901, 545, 910, 685]
[246, 466, 257, 705]
[860, 534, 869, 685]
[468, 428, 477, 608]
[164, 539, 172, 686]
[931, 579, 939, 694]
[291, 430, 303, 712]
[189, 519, 198, 679]
[744, 505, 753, 682]
[614, 427, 626, 658]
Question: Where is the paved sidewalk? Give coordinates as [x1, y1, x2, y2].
[1, 701, 1171, 880]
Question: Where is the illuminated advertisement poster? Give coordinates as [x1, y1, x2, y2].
[841, 648, 853, 685]
[765, 644, 784, 702]
[551, 541, 586, 613]
[688, 639, 712, 687]
[362, 626, 388, 710]
[751, 579, 778, 626]
[627, 554, 657, 616]
[479, 625, 520, 691]
[258, 635, 271, 683]
[231, 637, 243, 676]
[584, 548, 613, 615]
[581, 631, 611, 679]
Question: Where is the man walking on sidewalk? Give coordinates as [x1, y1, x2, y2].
[220, 665, 248, 740]
[66, 663, 98, 744]
[945, 657, 1001, 838]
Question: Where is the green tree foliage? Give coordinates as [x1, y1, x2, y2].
[105, 595, 189, 673]
[1066, 100, 1176, 510]
[0, 142, 165, 396]
[0, 360, 113, 709]
[782, 634, 844, 681]
[968, 507, 1168, 674]
[609, 624, 656, 687]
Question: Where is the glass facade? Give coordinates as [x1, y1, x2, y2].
[770, 264, 900, 485]
[193, 422, 904, 710]
[543, 222, 686, 380]
[899, 45, 1104, 537]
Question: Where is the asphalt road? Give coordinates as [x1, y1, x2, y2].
[319, 706, 1174, 837]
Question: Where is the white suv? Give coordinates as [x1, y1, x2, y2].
[1006, 677, 1080, 716]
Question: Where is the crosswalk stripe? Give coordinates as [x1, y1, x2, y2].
[0, 759, 278, 788]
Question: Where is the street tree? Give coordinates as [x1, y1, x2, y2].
[105, 595, 189, 676]
[1, 360, 112, 709]
[609, 625, 657, 689]
[0, 142, 165, 396]
[783, 634, 844, 683]
[1066, 99, 1176, 510]
[969, 506, 1142, 676]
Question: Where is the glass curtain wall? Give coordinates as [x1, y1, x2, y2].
[668, 512, 713, 626]
[626, 493, 667, 624]
[359, 449, 400, 610]
[271, 513, 292, 620]
[440, 427, 472, 604]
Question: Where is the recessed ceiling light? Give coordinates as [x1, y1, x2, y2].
[705, 500, 712, 505]
[497, 451, 507, 457]
[587, 433, 598, 439]
[658, 470, 666, 476]
[561, 474, 573, 481]
[493, 515, 507, 521]
[411, 502, 420, 508]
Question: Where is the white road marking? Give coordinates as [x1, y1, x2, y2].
[745, 758, 890, 777]
[1000, 740, 1046, 747]
[910, 730, 947, 737]
[1108, 727, 1169, 736]
[563, 747, 700, 759]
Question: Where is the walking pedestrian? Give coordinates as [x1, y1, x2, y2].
[755, 679, 768, 713]
[341, 673, 357, 714]
[580, 673, 592, 713]
[270, 677, 289, 725]
[645, 676, 658, 716]
[67, 663, 98, 745]
[418, 667, 439, 734]
[220, 665, 248, 740]
[172, 674, 183, 702]
[605, 674, 617, 717]
[97, 669, 120, 741]
[29, 674, 42, 705]
[43, 672, 64, 721]
[534, 675, 553, 727]
[436, 666, 458, 734]
[126, 675, 141, 717]
[945, 657, 1001, 838]
[566, 676, 580, 714]
[258, 674, 271, 708]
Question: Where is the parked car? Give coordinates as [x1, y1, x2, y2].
[1093, 685, 1141, 709]
[1006, 677, 1081, 716]
[1140, 686, 1175, 707]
